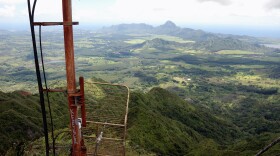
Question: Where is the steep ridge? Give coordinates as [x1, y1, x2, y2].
[127, 87, 241, 155]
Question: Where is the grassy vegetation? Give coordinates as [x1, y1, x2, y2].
[207, 72, 280, 89]
[216, 50, 261, 55]
[124, 39, 146, 44]
[0, 91, 68, 155]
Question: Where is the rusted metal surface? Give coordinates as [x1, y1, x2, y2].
[43, 88, 66, 92]
[86, 121, 125, 127]
[83, 82, 130, 156]
[62, 0, 76, 93]
[62, 0, 85, 155]
[80, 77, 87, 127]
[33, 21, 79, 26]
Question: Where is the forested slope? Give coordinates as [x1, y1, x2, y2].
[0, 91, 68, 155]
[1, 86, 280, 155]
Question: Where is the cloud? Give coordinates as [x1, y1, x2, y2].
[153, 8, 167, 12]
[265, 0, 280, 10]
[197, 0, 231, 5]
[0, 5, 15, 17]
[0, 0, 24, 5]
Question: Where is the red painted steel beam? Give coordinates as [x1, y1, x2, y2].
[62, 0, 76, 93]
[33, 21, 79, 26]
[62, 0, 83, 155]
[79, 77, 86, 127]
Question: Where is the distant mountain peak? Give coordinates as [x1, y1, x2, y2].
[159, 20, 178, 29]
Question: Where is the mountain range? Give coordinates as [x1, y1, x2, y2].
[99, 21, 279, 53]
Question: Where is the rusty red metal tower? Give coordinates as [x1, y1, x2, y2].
[29, 0, 87, 155]
[28, 0, 129, 155]
[61, 0, 87, 155]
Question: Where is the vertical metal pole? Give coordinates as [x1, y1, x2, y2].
[62, 0, 81, 155]
[62, 1, 75, 91]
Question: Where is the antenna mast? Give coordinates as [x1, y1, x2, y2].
[62, 0, 86, 155]
[29, 0, 87, 155]
[62, 0, 75, 93]
[28, 0, 129, 155]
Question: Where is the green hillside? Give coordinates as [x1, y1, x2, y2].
[1, 86, 279, 155]
[0, 91, 68, 155]
[128, 87, 239, 155]
[127, 88, 280, 155]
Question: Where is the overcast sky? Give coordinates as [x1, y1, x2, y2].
[0, 0, 279, 36]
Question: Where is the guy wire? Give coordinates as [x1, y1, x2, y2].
[39, 25, 56, 156]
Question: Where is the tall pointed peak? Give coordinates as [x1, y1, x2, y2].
[161, 20, 177, 28]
